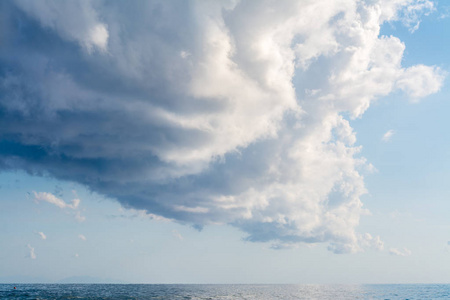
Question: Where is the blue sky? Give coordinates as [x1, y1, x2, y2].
[1, 0, 450, 284]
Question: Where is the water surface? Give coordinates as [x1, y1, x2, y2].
[1, 283, 449, 299]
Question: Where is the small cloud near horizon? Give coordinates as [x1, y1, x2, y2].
[27, 244, 36, 259]
[389, 247, 412, 256]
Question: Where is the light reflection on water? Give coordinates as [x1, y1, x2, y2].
[0, 283, 449, 299]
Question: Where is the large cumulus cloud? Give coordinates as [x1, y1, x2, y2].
[0, 0, 444, 252]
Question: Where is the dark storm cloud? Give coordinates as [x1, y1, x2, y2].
[0, 0, 443, 252]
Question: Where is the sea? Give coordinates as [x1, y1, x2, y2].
[0, 284, 449, 299]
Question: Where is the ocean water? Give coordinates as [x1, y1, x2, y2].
[0, 284, 449, 299]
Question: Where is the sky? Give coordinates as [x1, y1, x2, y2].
[1, 0, 450, 284]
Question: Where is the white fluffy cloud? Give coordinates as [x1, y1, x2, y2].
[0, 0, 444, 253]
[78, 234, 86, 241]
[397, 65, 446, 101]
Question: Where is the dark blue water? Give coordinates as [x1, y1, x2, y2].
[0, 284, 449, 299]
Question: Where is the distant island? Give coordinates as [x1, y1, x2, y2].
[0, 275, 124, 284]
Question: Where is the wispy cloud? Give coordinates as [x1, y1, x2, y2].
[36, 231, 47, 240]
[438, 6, 450, 19]
[33, 191, 86, 222]
[174, 205, 209, 214]
[75, 211, 86, 222]
[394, 0, 435, 33]
[382, 130, 396, 142]
[172, 230, 183, 241]
[108, 207, 172, 222]
[27, 244, 36, 259]
[34, 192, 79, 209]
[389, 248, 412, 256]
[78, 234, 86, 241]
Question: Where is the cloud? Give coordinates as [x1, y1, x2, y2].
[0, 0, 444, 253]
[172, 230, 183, 241]
[382, 130, 396, 142]
[78, 234, 86, 241]
[27, 244, 36, 259]
[397, 0, 435, 32]
[14, 0, 109, 52]
[75, 211, 86, 223]
[33, 191, 85, 221]
[109, 207, 172, 222]
[389, 247, 412, 256]
[396, 65, 446, 101]
[33, 192, 79, 209]
[36, 231, 47, 240]
[438, 6, 450, 19]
